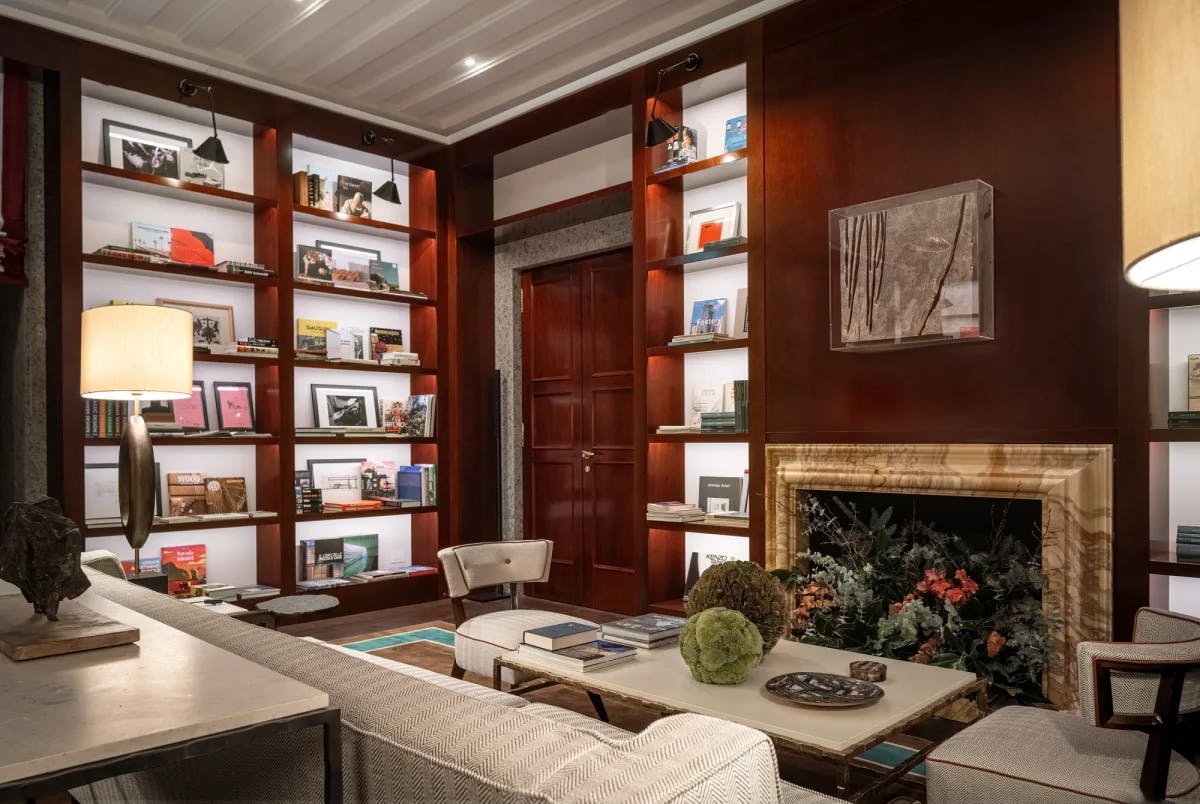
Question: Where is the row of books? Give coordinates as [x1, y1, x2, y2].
[1168, 411, 1200, 429]
[83, 399, 132, 438]
[295, 461, 438, 514]
[646, 502, 706, 523]
[296, 319, 412, 364]
[295, 243, 428, 299]
[97, 225, 273, 276]
[297, 534, 436, 586]
[207, 338, 279, 357]
[700, 380, 748, 433]
[516, 615, 688, 671]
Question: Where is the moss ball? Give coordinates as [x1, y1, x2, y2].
[685, 560, 787, 653]
[680, 607, 763, 684]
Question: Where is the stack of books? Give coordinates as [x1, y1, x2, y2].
[732, 379, 748, 433]
[209, 584, 279, 601]
[600, 614, 687, 649]
[323, 499, 383, 513]
[380, 351, 420, 367]
[709, 510, 750, 526]
[214, 259, 272, 278]
[655, 424, 700, 434]
[646, 502, 706, 523]
[668, 332, 732, 347]
[700, 411, 737, 433]
[1169, 411, 1200, 429]
[93, 244, 168, 264]
[517, 622, 637, 672]
[1179, 526, 1200, 562]
[209, 338, 279, 357]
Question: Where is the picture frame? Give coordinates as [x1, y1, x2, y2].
[84, 462, 162, 522]
[102, 119, 191, 180]
[181, 147, 225, 189]
[684, 202, 741, 254]
[213, 382, 255, 431]
[155, 298, 236, 349]
[307, 457, 366, 505]
[311, 384, 380, 429]
[169, 381, 210, 432]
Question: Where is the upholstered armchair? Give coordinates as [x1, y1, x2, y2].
[927, 608, 1200, 802]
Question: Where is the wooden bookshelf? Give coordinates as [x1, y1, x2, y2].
[647, 520, 751, 536]
[648, 432, 750, 443]
[195, 352, 280, 366]
[83, 253, 275, 286]
[294, 206, 436, 239]
[82, 162, 276, 212]
[295, 506, 437, 522]
[646, 243, 749, 272]
[84, 435, 280, 446]
[293, 435, 437, 445]
[84, 516, 281, 537]
[647, 149, 748, 190]
[648, 598, 687, 616]
[293, 281, 437, 307]
[294, 359, 436, 375]
[646, 340, 748, 357]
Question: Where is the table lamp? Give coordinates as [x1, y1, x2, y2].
[80, 305, 193, 573]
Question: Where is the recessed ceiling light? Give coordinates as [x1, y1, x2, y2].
[463, 57, 477, 68]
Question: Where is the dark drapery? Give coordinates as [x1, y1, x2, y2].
[0, 65, 28, 279]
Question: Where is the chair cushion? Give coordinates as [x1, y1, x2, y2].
[456, 609, 598, 685]
[927, 706, 1200, 803]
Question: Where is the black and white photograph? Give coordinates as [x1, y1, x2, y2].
[155, 298, 236, 349]
[830, 179, 994, 350]
[102, 120, 192, 180]
[311, 384, 380, 429]
[182, 146, 225, 188]
[306, 458, 366, 505]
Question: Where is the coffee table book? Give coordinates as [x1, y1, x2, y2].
[522, 621, 598, 651]
[516, 640, 636, 671]
[600, 614, 686, 648]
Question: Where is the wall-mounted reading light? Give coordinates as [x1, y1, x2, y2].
[362, 131, 403, 205]
[645, 53, 701, 147]
[179, 80, 229, 164]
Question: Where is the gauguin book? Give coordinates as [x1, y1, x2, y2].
[161, 543, 206, 596]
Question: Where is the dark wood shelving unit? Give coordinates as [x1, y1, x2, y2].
[1149, 292, 1200, 310]
[195, 352, 280, 366]
[1150, 429, 1200, 442]
[460, 182, 634, 238]
[647, 520, 751, 536]
[295, 506, 437, 522]
[83, 253, 276, 286]
[646, 243, 750, 272]
[294, 359, 436, 375]
[82, 162, 276, 211]
[293, 281, 437, 307]
[85, 516, 280, 538]
[648, 432, 750, 443]
[294, 206, 436, 239]
[647, 149, 748, 190]
[646, 340, 748, 357]
[84, 435, 279, 446]
[293, 435, 438, 445]
[1149, 544, 1200, 578]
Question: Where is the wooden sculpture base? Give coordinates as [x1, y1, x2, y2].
[0, 596, 138, 660]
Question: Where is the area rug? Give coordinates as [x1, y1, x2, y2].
[331, 622, 929, 792]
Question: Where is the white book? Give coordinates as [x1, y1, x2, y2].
[691, 385, 723, 428]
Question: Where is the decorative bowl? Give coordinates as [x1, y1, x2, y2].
[764, 671, 885, 708]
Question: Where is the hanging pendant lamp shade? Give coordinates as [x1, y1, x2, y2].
[180, 80, 230, 165]
[646, 116, 679, 147]
[1121, 0, 1200, 289]
[374, 157, 402, 205]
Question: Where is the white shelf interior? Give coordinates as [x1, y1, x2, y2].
[292, 139, 409, 227]
[292, 284, 413, 354]
[86, 528, 261, 588]
[681, 350, 748, 425]
[84, 267, 259, 339]
[493, 134, 631, 220]
[682, 74, 747, 163]
[293, 366, 412, 428]
[682, 532, 751, 584]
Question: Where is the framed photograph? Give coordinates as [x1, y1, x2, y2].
[311, 384, 380, 429]
[316, 239, 379, 289]
[170, 382, 209, 431]
[214, 382, 255, 431]
[295, 244, 334, 283]
[684, 202, 741, 254]
[335, 175, 373, 218]
[102, 120, 191, 180]
[84, 462, 162, 522]
[155, 298, 235, 349]
[307, 458, 366, 505]
[182, 147, 225, 189]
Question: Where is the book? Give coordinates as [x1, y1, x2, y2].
[325, 327, 366, 361]
[343, 534, 380, 576]
[208, 584, 279, 601]
[523, 622, 599, 651]
[169, 228, 216, 267]
[299, 538, 345, 581]
[646, 501, 699, 513]
[1191, 355, 1200, 412]
[646, 512, 706, 522]
[698, 476, 744, 515]
[297, 318, 337, 354]
[120, 557, 162, 575]
[296, 245, 334, 284]
[323, 499, 383, 512]
[396, 466, 425, 504]
[336, 175, 373, 218]
[734, 287, 749, 338]
[131, 221, 171, 258]
[516, 640, 637, 671]
[724, 114, 747, 151]
[691, 385, 724, 428]
[370, 327, 405, 362]
[387, 565, 437, 577]
[368, 260, 402, 293]
[161, 543, 207, 596]
[167, 471, 208, 516]
[601, 614, 687, 643]
[405, 395, 436, 437]
[661, 126, 698, 170]
[333, 262, 370, 290]
[204, 477, 248, 514]
[689, 298, 728, 336]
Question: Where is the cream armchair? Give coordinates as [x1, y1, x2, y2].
[928, 608, 1200, 802]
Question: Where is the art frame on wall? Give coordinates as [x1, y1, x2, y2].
[307, 457, 367, 505]
[684, 202, 741, 253]
[311, 384, 380, 429]
[213, 382, 255, 431]
[101, 120, 191, 181]
[155, 298, 236, 350]
[84, 462, 162, 523]
[170, 381, 210, 432]
[316, 239, 380, 289]
[829, 179, 995, 352]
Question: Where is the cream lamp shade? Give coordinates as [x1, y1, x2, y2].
[80, 305, 194, 400]
[1121, 0, 1200, 289]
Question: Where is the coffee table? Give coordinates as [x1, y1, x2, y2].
[495, 638, 985, 798]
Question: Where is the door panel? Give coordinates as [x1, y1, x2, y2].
[527, 459, 579, 604]
[590, 387, 634, 449]
[530, 391, 574, 448]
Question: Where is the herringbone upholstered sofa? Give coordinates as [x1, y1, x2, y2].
[73, 559, 840, 803]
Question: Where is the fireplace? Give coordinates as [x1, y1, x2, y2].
[766, 444, 1113, 710]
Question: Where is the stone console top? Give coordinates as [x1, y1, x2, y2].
[0, 590, 329, 786]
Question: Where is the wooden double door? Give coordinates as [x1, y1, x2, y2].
[521, 249, 639, 613]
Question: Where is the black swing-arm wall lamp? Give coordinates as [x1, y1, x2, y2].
[362, 131, 403, 205]
[179, 79, 229, 164]
[645, 52, 701, 147]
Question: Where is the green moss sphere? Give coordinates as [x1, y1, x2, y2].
[685, 560, 787, 653]
[680, 607, 764, 685]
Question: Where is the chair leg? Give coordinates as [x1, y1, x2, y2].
[451, 661, 466, 679]
[588, 692, 609, 723]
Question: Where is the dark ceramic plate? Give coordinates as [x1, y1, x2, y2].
[765, 672, 885, 708]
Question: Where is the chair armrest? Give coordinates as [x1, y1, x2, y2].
[1077, 639, 1200, 726]
[80, 549, 126, 580]
[1134, 608, 1200, 643]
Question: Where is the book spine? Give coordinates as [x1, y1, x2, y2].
[293, 171, 308, 205]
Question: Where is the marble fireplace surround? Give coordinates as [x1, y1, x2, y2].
[765, 443, 1113, 710]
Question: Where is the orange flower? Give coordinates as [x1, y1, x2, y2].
[987, 631, 1007, 657]
[916, 568, 944, 593]
[944, 587, 967, 605]
[930, 579, 952, 598]
[955, 568, 980, 595]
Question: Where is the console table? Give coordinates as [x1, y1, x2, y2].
[0, 591, 341, 802]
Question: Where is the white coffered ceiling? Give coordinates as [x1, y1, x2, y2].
[0, 0, 791, 142]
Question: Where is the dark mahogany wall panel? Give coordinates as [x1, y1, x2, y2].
[762, 0, 1121, 440]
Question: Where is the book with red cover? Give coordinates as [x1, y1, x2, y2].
[161, 543, 207, 596]
[170, 228, 216, 267]
[697, 220, 724, 250]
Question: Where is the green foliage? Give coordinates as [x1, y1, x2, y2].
[680, 607, 763, 684]
[685, 560, 788, 653]
[782, 497, 1049, 703]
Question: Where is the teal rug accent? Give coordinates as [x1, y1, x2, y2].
[342, 627, 456, 652]
[861, 742, 926, 777]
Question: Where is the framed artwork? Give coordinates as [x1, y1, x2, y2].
[829, 179, 994, 351]
[684, 202, 741, 253]
[182, 147, 225, 189]
[311, 384, 380, 429]
[102, 120, 191, 180]
[170, 382, 209, 431]
[84, 462, 162, 522]
[316, 239, 379, 289]
[214, 382, 255, 431]
[307, 458, 366, 505]
[295, 244, 333, 283]
[155, 298, 235, 349]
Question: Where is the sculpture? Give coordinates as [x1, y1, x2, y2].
[680, 607, 763, 685]
[685, 560, 788, 653]
[0, 497, 89, 620]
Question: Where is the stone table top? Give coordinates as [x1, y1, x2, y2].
[0, 590, 329, 786]
[256, 594, 339, 616]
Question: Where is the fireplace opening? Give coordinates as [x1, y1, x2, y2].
[783, 489, 1047, 703]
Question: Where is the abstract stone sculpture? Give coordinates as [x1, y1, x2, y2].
[0, 497, 89, 620]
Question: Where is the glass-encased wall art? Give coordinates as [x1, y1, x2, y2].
[829, 179, 993, 351]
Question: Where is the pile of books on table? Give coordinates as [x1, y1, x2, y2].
[1169, 411, 1200, 429]
[600, 614, 687, 649]
[207, 584, 280, 602]
[1179, 526, 1200, 562]
[517, 622, 637, 672]
[646, 502, 706, 523]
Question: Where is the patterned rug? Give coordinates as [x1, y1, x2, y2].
[331, 622, 930, 793]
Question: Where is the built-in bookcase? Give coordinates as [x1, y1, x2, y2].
[69, 79, 443, 616]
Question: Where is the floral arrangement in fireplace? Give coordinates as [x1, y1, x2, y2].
[772, 496, 1050, 702]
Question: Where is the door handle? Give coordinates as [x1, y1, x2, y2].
[581, 449, 596, 459]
